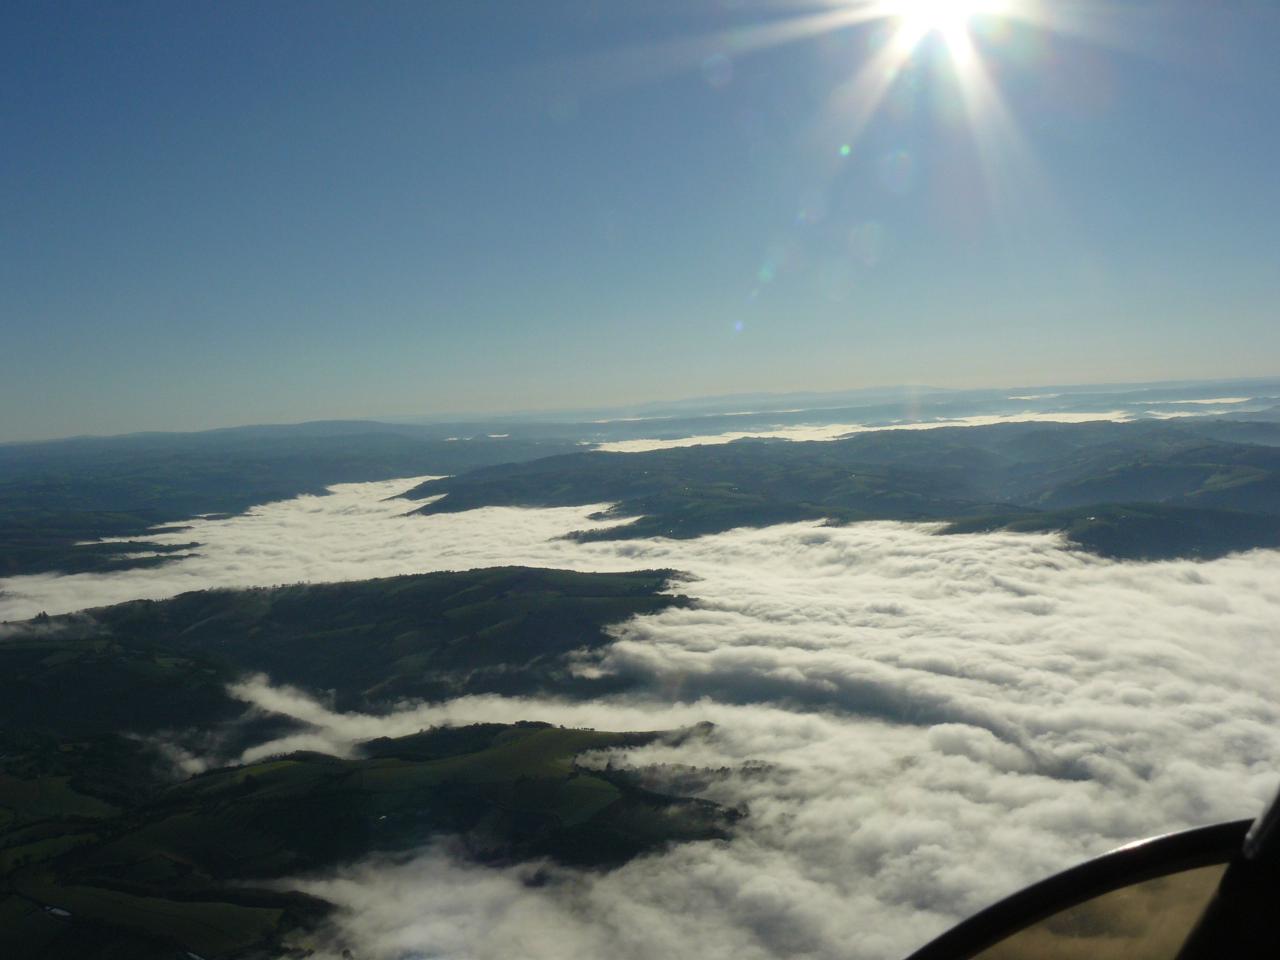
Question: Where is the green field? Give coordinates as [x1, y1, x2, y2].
[0, 776, 117, 826]
[11, 874, 284, 959]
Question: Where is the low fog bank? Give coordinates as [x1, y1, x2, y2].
[246, 667, 1277, 960]
[594, 410, 1136, 452]
[587, 384, 1280, 453]
[5, 477, 1277, 958]
[0, 475, 621, 620]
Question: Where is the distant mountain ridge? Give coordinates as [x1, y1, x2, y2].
[3, 379, 1279, 579]
[403, 419, 1280, 560]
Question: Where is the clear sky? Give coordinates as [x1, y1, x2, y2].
[3, 0, 1278, 441]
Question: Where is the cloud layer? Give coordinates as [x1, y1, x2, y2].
[6, 477, 1279, 959]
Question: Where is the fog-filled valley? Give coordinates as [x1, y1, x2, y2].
[3, 385, 1280, 959]
[9, 0, 1280, 954]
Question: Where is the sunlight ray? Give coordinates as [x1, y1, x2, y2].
[536, 5, 885, 97]
[819, 23, 922, 148]
[944, 30, 1056, 224]
[997, 0, 1170, 57]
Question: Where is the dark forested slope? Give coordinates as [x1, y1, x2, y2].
[0, 425, 580, 578]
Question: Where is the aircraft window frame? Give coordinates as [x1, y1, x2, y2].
[906, 820, 1251, 960]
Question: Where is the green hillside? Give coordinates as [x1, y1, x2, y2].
[0, 569, 730, 959]
[943, 504, 1280, 560]
[86, 566, 687, 709]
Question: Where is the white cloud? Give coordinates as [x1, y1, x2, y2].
[0, 477, 627, 621]
[1152, 397, 1252, 405]
[5, 478, 1279, 959]
[595, 423, 883, 452]
[250, 619, 1280, 960]
[593, 411, 1135, 453]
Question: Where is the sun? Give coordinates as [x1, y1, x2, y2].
[889, 0, 1008, 47]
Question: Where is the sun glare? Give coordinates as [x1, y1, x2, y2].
[562, 0, 1110, 223]
[896, 0, 976, 38]
[889, 0, 1008, 49]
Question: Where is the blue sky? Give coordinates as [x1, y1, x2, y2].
[3, 0, 1278, 440]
